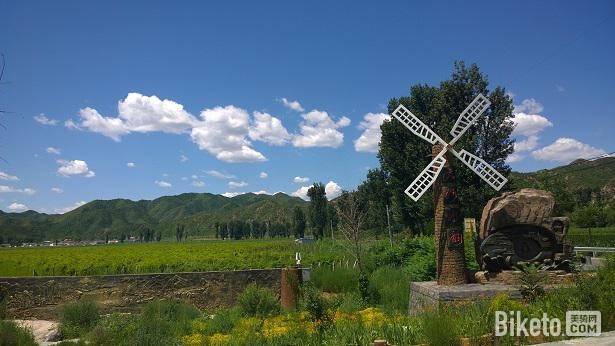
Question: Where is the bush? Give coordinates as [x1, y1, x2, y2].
[369, 266, 410, 313]
[420, 308, 460, 346]
[204, 308, 241, 335]
[0, 320, 37, 346]
[58, 298, 100, 338]
[311, 267, 358, 293]
[238, 283, 280, 317]
[518, 264, 547, 302]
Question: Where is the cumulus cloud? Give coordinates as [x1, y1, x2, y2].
[514, 98, 544, 114]
[57, 160, 95, 178]
[293, 176, 310, 183]
[354, 112, 390, 153]
[291, 186, 310, 201]
[180, 154, 189, 162]
[190, 106, 267, 163]
[505, 153, 524, 163]
[249, 111, 291, 145]
[191, 180, 205, 187]
[155, 180, 172, 188]
[511, 113, 553, 137]
[222, 192, 242, 198]
[34, 114, 58, 126]
[259, 172, 268, 179]
[51, 187, 64, 193]
[292, 110, 350, 148]
[126, 162, 136, 168]
[56, 201, 87, 214]
[46, 147, 61, 155]
[0, 186, 36, 194]
[7, 202, 28, 212]
[204, 170, 236, 179]
[531, 138, 606, 162]
[291, 181, 342, 200]
[325, 181, 342, 200]
[514, 134, 539, 152]
[0, 171, 19, 181]
[228, 181, 248, 189]
[64, 119, 82, 130]
[280, 98, 305, 112]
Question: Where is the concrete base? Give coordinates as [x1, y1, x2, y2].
[408, 281, 521, 316]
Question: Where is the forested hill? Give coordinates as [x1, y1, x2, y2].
[509, 156, 615, 213]
[0, 192, 307, 243]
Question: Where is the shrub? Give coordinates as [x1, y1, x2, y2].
[141, 299, 200, 335]
[420, 308, 460, 346]
[238, 283, 280, 317]
[335, 292, 365, 313]
[301, 283, 332, 332]
[369, 266, 410, 313]
[518, 264, 547, 302]
[204, 308, 241, 334]
[311, 267, 358, 293]
[0, 320, 37, 346]
[58, 298, 100, 338]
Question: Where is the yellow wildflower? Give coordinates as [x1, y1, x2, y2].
[358, 307, 386, 326]
[182, 333, 205, 346]
[209, 333, 231, 346]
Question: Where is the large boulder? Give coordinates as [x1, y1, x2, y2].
[479, 188, 555, 239]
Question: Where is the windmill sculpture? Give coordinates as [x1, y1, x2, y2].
[391, 94, 507, 285]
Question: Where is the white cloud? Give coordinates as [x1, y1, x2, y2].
[190, 106, 267, 163]
[291, 186, 310, 201]
[505, 153, 524, 163]
[191, 180, 205, 187]
[204, 170, 236, 179]
[514, 98, 544, 114]
[511, 113, 553, 137]
[51, 187, 64, 193]
[228, 181, 248, 189]
[253, 190, 273, 195]
[532, 138, 606, 163]
[180, 154, 189, 162]
[222, 192, 243, 198]
[259, 172, 268, 179]
[292, 110, 350, 148]
[290, 181, 342, 200]
[7, 202, 28, 212]
[325, 181, 342, 200]
[354, 112, 390, 153]
[64, 119, 82, 130]
[0, 171, 19, 181]
[155, 180, 172, 188]
[556, 85, 565, 93]
[57, 160, 95, 178]
[293, 176, 310, 183]
[126, 162, 136, 168]
[76, 107, 129, 141]
[34, 114, 58, 126]
[46, 147, 61, 155]
[514, 134, 539, 152]
[280, 98, 304, 112]
[56, 201, 87, 214]
[0, 186, 36, 194]
[249, 111, 290, 145]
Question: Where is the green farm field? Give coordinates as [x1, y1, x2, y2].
[0, 240, 345, 277]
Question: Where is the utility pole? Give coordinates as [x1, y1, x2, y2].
[386, 204, 393, 247]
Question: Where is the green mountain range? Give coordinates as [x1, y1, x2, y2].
[0, 192, 307, 243]
[1, 157, 613, 244]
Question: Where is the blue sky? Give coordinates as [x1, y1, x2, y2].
[1, 1, 614, 213]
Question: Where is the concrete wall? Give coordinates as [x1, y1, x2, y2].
[0, 269, 281, 320]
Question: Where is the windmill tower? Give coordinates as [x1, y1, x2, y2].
[391, 94, 507, 285]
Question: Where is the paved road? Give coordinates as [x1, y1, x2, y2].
[535, 331, 615, 345]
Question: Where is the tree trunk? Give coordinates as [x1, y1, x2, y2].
[433, 144, 468, 285]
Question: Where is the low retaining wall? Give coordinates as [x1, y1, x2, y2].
[0, 269, 281, 319]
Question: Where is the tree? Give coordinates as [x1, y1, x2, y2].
[356, 168, 392, 232]
[292, 207, 306, 239]
[307, 183, 328, 239]
[334, 191, 370, 301]
[379, 61, 515, 233]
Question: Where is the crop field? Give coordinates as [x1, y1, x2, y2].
[567, 226, 615, 247]
[0, 240, 346, 277]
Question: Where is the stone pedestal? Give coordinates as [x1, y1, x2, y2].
[408, 281, 521, 316]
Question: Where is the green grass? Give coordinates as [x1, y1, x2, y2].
[0, 239, 345, 277]
[567, 226, 615, 247]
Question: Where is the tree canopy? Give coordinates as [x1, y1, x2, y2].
[378, 61, 515, 234]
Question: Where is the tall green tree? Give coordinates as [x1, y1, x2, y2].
[379, 61, 515, 233]
[307, 183, 328, 239]
[356, 168, 392, 232]
[292, 206, 306, 239]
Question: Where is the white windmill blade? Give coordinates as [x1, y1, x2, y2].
[449, 94, 491, 145]
[405, 149, 448, 201]
[449, 149, 507, 191]
[392, 104, 446, 145]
